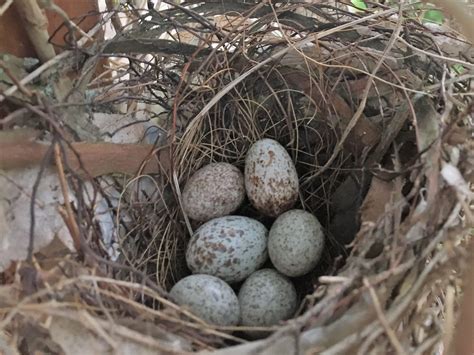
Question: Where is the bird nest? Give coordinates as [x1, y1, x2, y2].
[1, 1, 472, 354]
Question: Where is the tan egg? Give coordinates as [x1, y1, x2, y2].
[182, 163, 245, 222]
[244, 139, 299, 217]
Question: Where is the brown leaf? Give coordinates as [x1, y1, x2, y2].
[35, 235, 71, 271]
[359, 177, 395, 224]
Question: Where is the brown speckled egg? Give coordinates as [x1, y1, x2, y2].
[268, 209, 325, 277]
[244, 139, 299, 217]
[169, 274, 240, 326]
[186, 216, 268, 283]
[182, 163, 245, 222]
[238, 269, 297, 327]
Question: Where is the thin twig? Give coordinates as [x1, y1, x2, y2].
[0, 60, 33, 97]
[27, 142, 55, 262]
[14, 0, 56, 62]
[363, 278, 406, 355]
[0, 0, 13, 15]
[53, 142, 82, 255]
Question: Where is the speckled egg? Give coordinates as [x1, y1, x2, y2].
[169, 274, 240, 326]
[238, 269, 297, 327]
[268, 209, 325, 277]
[182, 163, 245, 222]
[186, 216, 268, 283]
[244, 139, 299, 217]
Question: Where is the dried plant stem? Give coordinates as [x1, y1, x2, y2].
[54, 143, 82, 254]
[0, 0, 14, 15]
[14, 0, 56, 62]
[363, 278, 406, 355]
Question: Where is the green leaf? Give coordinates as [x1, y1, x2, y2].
[351, 0, 368, 10]
[452, 64, 465, 75]
[423, 9, 444, 24]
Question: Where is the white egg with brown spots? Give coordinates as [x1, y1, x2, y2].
[182, 163, 245, 222]
[268, 209, 325, 277]
[169, 274, 240, 326]
[238, 269, 297, 327]
[244, 139, 299, 217]
[186, 216, 268, 283]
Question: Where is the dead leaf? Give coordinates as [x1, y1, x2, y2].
[92, 113, 148, 144]
[359, 177, 395, 224]
[414, 96, 440, 153]
[49, 317, 110, 354]
[16, 322, 66, 355]
[0, 283, 20, 308]
[35, 234, 71, 271]
[0, 168, 74, 272]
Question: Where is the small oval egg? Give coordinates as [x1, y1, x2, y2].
[186, 216, 268, 283]
[169, 274, 240, 326]
[182, 163, 245, 222]
[268, 209, 325, 277]
[244, 139, 299, 217]
[238, 269, 297, 327]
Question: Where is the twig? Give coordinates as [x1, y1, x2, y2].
[442, 285, 455, 353]
[0, 0, 13, 16]
[324, 203, 462, 354]
[0, 108, 29, 126]
[53, 142, 82, 255]
[172, 171, 193, 237]
[40, 0, 93, 41]
[363, 278, 406, 355]
[27, 142, 55, 262]
[397, 36, 474, 69]
[14, 0, 56, 62]
[0, 60, 33, 97]
[105, 0, 122, 33]
[319, 276, 350, 284]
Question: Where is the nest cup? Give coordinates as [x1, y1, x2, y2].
[113, 2, 473, 353]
